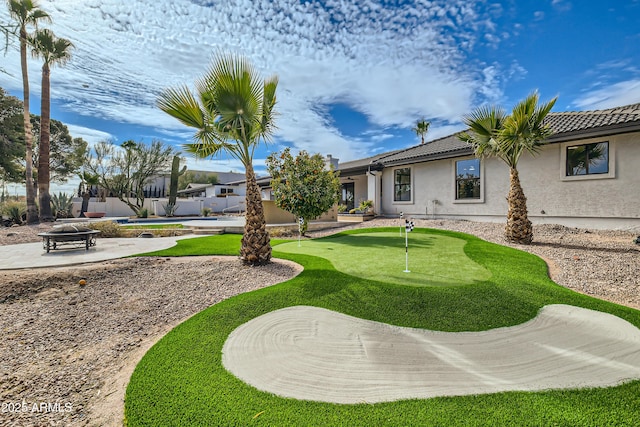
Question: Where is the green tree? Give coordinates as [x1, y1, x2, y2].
[178, 171, 218, 190]
[266, 148, 340, 235]
[0, 87, 25, 182]
[157, 52, 278, 266]
[459, 92, 556, 244]
[30, 117, 87, 183]
[412, 118, 430, 145]
[85, 140, 174, 216]
[30, 28, 73, 221]
[7, 0, 51, 223]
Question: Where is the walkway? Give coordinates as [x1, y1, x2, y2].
[0, 235, 196, 270]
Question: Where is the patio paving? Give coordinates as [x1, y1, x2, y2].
[0, 235, 197, 270]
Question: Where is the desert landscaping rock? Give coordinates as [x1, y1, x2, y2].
[0, 255, 301, 426]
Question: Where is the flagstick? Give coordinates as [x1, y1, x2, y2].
[403, 225, 410, 273]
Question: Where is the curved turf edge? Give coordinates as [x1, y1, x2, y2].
[125, 228, 640, 426]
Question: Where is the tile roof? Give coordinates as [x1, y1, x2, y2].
[544, 103, 640, 140]
[337, 151, 402, 173]
[365, 103, 640, 167]
[372, 132, 473, 166]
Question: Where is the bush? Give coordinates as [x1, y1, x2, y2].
[349, 208, 357, 214]
[137, 208, 149, 218]
[358, 199, 373, 212]
[87, 220, 122, 238]
[337, 204, 347, 213]
[1, 201, 26, 225]
[162, 203, 178, 217]
[51, 192, 74, 219]
[202, 207, 212, 217]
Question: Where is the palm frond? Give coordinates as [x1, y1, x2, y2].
[158, 51, 278, 168]
[460, 105, 506, 158]
[29, 29, 73, 65]
[157, 86, 206, 129]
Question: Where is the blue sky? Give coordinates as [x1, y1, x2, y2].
[1, 0, 640, 195]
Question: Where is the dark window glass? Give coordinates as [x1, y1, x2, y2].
[456, 159, 481, 199]
[566, 142, 609, 176]
[394, 168, 411, 201]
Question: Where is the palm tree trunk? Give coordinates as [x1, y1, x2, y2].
[20, 27, 38, 224]
[240, 164, 271, 265]
[505, 167, 533, 244]
[38, 62, 54, 221]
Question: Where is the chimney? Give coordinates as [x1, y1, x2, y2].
[325, 154, 339, 170]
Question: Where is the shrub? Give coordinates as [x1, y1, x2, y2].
[87, 220, 122, 238]
[337, 204, 347, 213]
[162, 203, 179, 217]
[1, 201, 26, 225]
[51, 192, 74, 219]
[349, 208, 357, 214]
[202, 207, 212, 217]
[138, 208, 149, 218]
[358, 199, 373, 212]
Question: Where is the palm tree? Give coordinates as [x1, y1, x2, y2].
[157, 52, 278, 265]
[459, 92, 556, 244]
[412, 118, 430, 145]
[30, 28, 73, 221]
[7, 0, 50, 224]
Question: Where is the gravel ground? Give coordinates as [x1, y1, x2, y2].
[0, 219, 638, 426]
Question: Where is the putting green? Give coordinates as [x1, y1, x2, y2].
[275, 231, 491, 286]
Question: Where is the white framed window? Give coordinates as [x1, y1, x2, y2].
[560, 140, 615, 181]
[453, 158, 484, 203]
[393, 167, 412, 202]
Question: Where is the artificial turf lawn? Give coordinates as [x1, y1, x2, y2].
[275, 231, 491, 286]
[125, 227, 640, 426]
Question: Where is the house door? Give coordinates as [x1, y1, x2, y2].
[341, 182, 355, 210]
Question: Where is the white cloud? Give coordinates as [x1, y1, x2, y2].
[551, 0, 572, 12]
[0, 0, 506, 166]
[573, 80, 640, 110]
[65, 125, 113, 147]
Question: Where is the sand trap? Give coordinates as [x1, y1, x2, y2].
[222, 305, 640, 404]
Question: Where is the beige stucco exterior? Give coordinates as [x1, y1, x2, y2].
[376, 131, 640, 231]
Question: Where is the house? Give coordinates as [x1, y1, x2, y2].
[336, 103, 640, 231]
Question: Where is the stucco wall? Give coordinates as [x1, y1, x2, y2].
[379, 131, 640, 230]
[263, 200, 337, 224]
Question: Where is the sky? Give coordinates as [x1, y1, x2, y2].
[1, 0, 640, 195]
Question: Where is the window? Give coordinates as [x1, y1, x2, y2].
[455, 159, 480, 200]
[341, 182, 355, 210]
[566, 142, 609, 176]
[394, 168, 411, 201]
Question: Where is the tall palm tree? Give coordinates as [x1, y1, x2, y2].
[412, 118, 430, 144]
[7, 0, 50, 224]
[157, 52, 278, 265]
[459, 92, 556, 244]
[30, 28, 73, 221]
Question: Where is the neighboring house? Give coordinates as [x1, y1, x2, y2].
[336, 103, 640, 231]
[144, 170, 246, 198]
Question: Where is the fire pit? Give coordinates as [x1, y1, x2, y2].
[38, 225, 101, 253]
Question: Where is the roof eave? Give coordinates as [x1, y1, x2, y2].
[547, 122, 640, 143]
[381, 147, 474, 167]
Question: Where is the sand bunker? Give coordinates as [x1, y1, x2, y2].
[222, 305, 640, 404]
